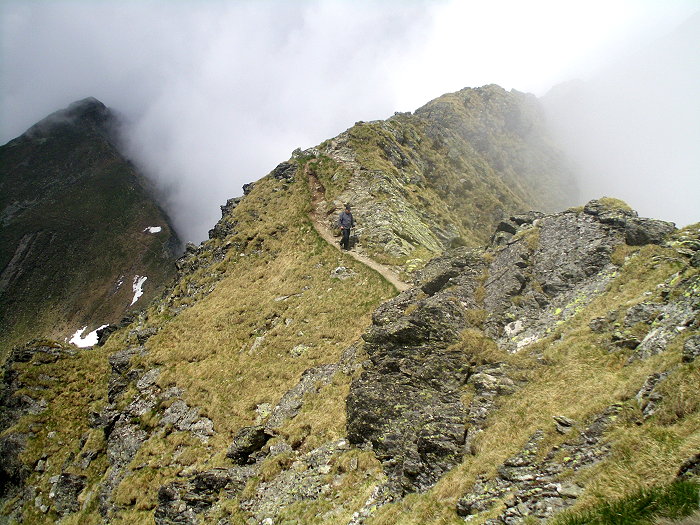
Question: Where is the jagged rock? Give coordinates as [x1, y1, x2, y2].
[50, 473, 87, 515]
[97, 362, 150, 516]
[128, 326, 159, 345]
[485, 208, 624, 351]
[636, 372, 668, 418]
[682, 335, 700, 363]
[692, 251, 700, 268]
[208, 197, 242, 239]
[629, 275, 699, 362]
[0, 342, 81, 504]
[226, 425, 273, 465]
[510, 211, 545, 226]
[495, 220, 518, 235]
[347, 250, 486, 493]
[414, 247, 480, 296]
[583, 199, 637, 226]
[588, 316, 609, 333]
[155, 467, 253, 525]
[624, 302, 661, 327]
[136, 368, 160, 391]
[457, 405, 622, 521]
[265, 364, 337, 431]
[612, 330, 641, 349]
[557, 481, 584, 498]
[160, 400, 197, 428]
[463, 364, 517, 453]
[106, 417, 147, 467]
[625, 218, 676, 246]
[677, 453, 700, 481]
[239, 439, 349, 522]
[0, 432, 30, 497]
[220, 197, 242, 217]
[371, 288, 423, 326]
[582, 199, 675, 245]
[108, 346, 145, 375]
[270, 161, 297, 182]
[7, 340, 73, 365]
[491, 231, 513, 247]
[242, 182, 255, 195]
[553, 415, 575, 434]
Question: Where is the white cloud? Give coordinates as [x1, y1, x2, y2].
[2, 1, 697, 241]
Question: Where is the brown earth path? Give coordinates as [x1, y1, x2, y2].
[305, 166, 410, 292]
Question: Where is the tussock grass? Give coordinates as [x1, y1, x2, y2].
[278, 371, 352, 454]
[552, 480, 699, 525]
[597, 197, 634, 213]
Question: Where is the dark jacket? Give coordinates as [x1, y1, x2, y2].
[338, 210, 355, 229]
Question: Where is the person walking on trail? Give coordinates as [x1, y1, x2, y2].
[338, 203, 355, 250]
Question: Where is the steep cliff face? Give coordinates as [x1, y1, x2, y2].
[0, 98, 180, 356]
[1, 87, 697, 525]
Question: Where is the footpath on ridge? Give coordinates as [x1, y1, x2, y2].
[305, 166, 410, 292]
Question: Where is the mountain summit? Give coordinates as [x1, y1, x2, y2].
[0, 98, 180, 354]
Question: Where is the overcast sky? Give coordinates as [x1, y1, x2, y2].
[1, 0, 697, 242]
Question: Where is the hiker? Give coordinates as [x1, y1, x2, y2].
[338, 203, 355, 250]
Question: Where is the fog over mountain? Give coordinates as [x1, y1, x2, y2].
[1, 1, 697, 242]
[543, 12, 700, 228]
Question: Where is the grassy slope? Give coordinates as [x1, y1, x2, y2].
[109, 173, 397, 521]
[3, 166, 397, 523]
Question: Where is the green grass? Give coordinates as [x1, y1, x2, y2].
[552, 481, 700, 525]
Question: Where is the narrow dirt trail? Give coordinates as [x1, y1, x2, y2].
[305, 166, 410, 293]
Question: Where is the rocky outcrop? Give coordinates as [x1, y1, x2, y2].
[264, 364, 338, 432]
[155, 347, 361, 524]
[239, 439, 351, 522]
[483, 208, 624, 352]
[50, 473, 87, 516]
[155, 467, 254, 525]
[91, 325, 215, 518]
[345, 199, 687, 507]
[481, 199, 681, 353]
[683, 335, 700, 363]
[347, 248, 488, 494]
[628, 274, 699, 362]
[226, 425, 274, 465]
[456, 405, 623, 522]
[582, 199, 676, 246]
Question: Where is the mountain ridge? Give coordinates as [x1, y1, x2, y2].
[0, 87, 698, 524]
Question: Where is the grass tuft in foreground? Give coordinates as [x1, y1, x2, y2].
[552, 481, 700, 525]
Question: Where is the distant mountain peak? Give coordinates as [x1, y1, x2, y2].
[21, 96, 113, 141]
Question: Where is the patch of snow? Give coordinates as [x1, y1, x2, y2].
[69, 324, 109, 348]
[115, 275, 124, 289]
[131, 275, 147, 305]
[143, 226, 162, 233]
